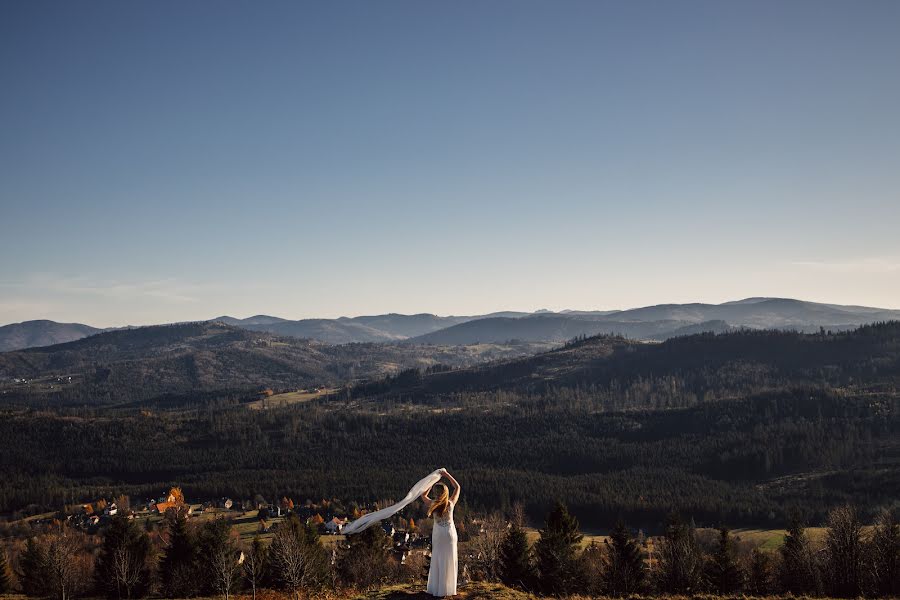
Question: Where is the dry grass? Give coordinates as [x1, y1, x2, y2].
[348, 581, 834, 599]
[0, 583, 845, 600]
[352, 582, 536, 599]
[247, 388, 335, 410]
[523, 527, 608, 550]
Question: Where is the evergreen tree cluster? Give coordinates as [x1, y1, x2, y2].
[490, 504, 900, 598]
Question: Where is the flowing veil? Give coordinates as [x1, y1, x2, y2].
[341, 468, 443, 535]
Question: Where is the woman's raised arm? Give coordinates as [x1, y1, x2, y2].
[420, 484, 434, 506]
[441, 469, 461, 505]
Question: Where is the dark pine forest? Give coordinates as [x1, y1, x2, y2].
[0, 322, 898, 530]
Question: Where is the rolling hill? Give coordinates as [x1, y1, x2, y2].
[0, 319, 104, 352]
[234, 313, 480, 343]
[0, 321, 550, 407]
[358, 321, 900, 406]
[408, 298, 900, 345]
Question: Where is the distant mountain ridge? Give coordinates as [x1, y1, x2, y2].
[3, 297, 899, 349]
[0, 320, 104, 352]
[409, 298, 900, 345]
[0, 321, 529, 406]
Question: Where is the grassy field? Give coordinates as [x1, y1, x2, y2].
[247, 388, 335, 410]
[521, 526, 829, 553]
[729, 526, 827, 552]
[523, 527, 608, 549]
[352, 581, 832, 599]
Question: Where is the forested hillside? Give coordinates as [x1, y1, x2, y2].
[0, 322, 551, 407]
[357, 322, 900, 408]
[0, 323, 897, 527]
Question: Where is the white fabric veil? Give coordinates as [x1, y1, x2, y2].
[342, 468, 442, 535]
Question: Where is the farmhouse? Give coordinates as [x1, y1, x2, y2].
[325, 516, 347, 534]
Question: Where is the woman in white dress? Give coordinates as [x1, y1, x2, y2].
[421, 468, 460, 597]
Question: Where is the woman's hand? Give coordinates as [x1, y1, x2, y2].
[439, 468, 448, 476]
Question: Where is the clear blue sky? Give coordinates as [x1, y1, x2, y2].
[1, 1, 899, 327]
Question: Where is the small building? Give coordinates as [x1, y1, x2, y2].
[381, 521, 395, 537]
[325, 516, 347, 534]
[154, 501, 177, 514]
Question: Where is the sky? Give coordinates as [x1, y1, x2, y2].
[1, 1, 899, 327]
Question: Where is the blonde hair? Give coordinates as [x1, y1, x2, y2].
[427, 483, 450, 518]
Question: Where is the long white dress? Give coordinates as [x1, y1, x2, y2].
[427, 501, 458, 597]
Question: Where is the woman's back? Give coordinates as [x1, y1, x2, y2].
[428, 500, 458, 596]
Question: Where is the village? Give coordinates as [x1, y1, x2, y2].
[44, 487, 434, 566]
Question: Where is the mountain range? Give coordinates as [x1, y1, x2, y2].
[2, 297, 899, 350]
[0, 321, 552, 407]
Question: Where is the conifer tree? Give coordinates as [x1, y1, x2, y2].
[95, 515, 153, 599]
[0, 546, 10, 594]
[196, 518, 241, 600]
[499, 521, 534, 591]
[601, 520, 646, 596]
[705, 527, 743, 595]
[778, 518, 822, 595]
[17, 538, 48, 597]
[158, 511, 198, 598]
[337, 525, 391, 590]
[534, 502, 583, 595]
[656, 515, 705, 594]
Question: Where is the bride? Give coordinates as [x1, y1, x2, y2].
[420, 468, 460, 597]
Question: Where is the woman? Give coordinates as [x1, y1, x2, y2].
[421, 468, 460, 597]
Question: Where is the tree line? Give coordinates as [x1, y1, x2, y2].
[469, 503, 900, 598]
[1, 503, 898, 599]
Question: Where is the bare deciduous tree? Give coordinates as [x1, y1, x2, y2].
[467, 512, 507, 582]
[209, 542, 241, 600]
[111, 543, 145, 599]
[870, 509, 900, 597]
[242, 537, 268, 600]
[826, 505, 864, 598]
[269, 520, 321, 600]
[45, 530, 84, 600]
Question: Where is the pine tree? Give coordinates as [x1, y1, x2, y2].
[158, 511, 198, 598]
[0, 546, 10, 594]
[499, 521, 535, 590]
[778, 518, 822, 595]
[747, 549, 774, 595]
[337, 526, 391, 590]
[601, 520, 646, 596]
[655, 515, 705, 594]
[705, 527, 743, 594]
[17, 537, 48, 597]
[196, 518, 241, 600]
[95, 515, 153, 599]
[870, 509, 899, 597]
[534, 501, 583, 595]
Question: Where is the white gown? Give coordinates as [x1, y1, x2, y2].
[427, 501, 458, 597]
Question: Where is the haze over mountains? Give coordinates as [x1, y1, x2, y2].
[1, 297, 899, 351]
[0, 319, 103, 352]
